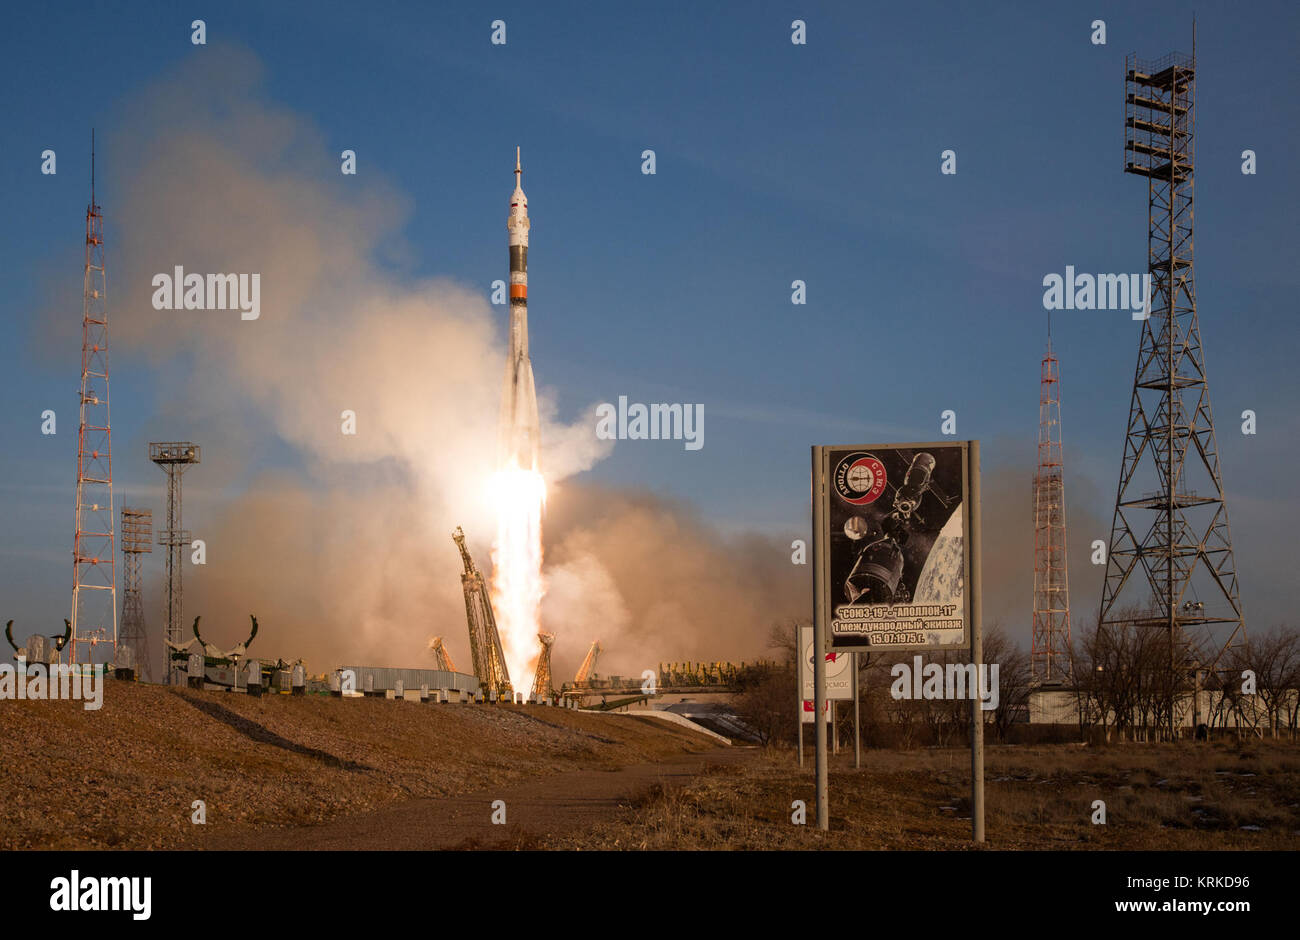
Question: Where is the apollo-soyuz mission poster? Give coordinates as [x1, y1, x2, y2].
[821, 442, 971, 651]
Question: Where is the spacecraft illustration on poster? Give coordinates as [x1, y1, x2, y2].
[822, 442, 971, 651]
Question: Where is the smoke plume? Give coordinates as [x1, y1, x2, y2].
[54, 46, 804, 676]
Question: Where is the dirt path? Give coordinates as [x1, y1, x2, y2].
[206, 746, 748, 850]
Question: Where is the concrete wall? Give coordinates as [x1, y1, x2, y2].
[338, 665, 478, 694]
[1029, 688, 1299, 729]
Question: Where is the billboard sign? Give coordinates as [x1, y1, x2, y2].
[816, 442, 973, 652]
[800, 698, 831, 724]
[799, 625, 853, 700]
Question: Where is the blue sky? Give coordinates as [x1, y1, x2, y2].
[1, 0, 1296, 653]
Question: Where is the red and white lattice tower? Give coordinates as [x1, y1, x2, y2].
[1031, 334, 1071, 682]
[70, 134, 117, 666]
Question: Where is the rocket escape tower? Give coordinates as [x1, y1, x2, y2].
[1031, 331, 1071, 683]
[453, 527, 512, 698]
[70, 135, 118, 666]
[119, 507, 153, 680]
[150, 442, 200, 683]
[1101, 35, 1246, 691]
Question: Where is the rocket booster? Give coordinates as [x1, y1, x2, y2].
[500, 147, 541, 470]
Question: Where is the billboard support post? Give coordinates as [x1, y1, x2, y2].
[969, 440, 985, 843]
[796, 649, 805, 768]
[812, 445, 829, 831]
[853, 652, 861, 769]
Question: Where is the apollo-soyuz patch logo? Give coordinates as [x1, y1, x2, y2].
[834, 453, 887, 505]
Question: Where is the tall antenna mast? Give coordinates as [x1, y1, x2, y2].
[70, 132, 117, 666]
[119, 507, 153, 680]
[1031, 328, 1071, 682]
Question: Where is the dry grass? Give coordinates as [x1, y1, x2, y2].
[0, 682, 712, 850]
[8, 682, 1295, 852]
[551, 740, 1300, 850]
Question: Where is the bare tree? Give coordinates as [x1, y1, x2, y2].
[1241, 626, 1300, 738]
[1073, 610, 1154, 742]
[982, 625, 1031, 742]
[767, 617, 803, 667]
[728, 618, 809, 749]
[867, 651, 923, 748]
[733, 663, 796, 747]
[1198, 643, 1254, 737]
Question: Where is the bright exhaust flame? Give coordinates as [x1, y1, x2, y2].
[489, 459, 546, 691]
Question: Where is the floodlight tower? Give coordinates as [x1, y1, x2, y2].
[1102, 31, 1246, 725]
[119, 507, 153, 680]
[150, 442, 200, 683]
[70, 133, 117, 667]
[1031, 332, 1072, 682]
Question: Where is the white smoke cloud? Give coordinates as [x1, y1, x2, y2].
[66, 46, 609, 669]
[37, 46, 805, 676]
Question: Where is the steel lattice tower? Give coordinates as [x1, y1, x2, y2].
[574, 640, 601, 685]
[530, 632, 555, 700]
[119, 507, 152, 680]
[1101, 38, 1246, 694]
[70, 135, 117, 666]
[1031, 333, 1071, 682]
[453, 527, 512, 697]
[428, 636, 458, 672]
[150, 442, 199, 684]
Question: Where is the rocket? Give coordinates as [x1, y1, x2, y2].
[499, 147, 541, 470]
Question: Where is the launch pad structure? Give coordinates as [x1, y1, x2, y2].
[1101, 34, 1246, 724]
[453, 527, 512, 698]
[530, 632, 555, 700]
[574, 640, 601, 685]
[428, 636, 458, 673]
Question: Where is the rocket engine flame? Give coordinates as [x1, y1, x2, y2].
[489, 459, 546, 688]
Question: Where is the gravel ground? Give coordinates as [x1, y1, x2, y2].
[0, 681, 714, 850]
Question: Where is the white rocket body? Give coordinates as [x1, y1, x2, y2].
[500, 148, 541, 471]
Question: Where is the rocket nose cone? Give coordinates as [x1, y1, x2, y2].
[511, 149, 527, 208]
